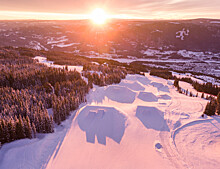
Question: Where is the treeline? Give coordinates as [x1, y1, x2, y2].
[173, 79, 220, 116]
[176, 77, 220, 96]
[150, 69, 173, 79]
[0, 48, 89, 145]
[82, 64, 127, 86]
[173, 79, 199, 97]
[149, 68, 220, 97]
[203, 92, 220, 116]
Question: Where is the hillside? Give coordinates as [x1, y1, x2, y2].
[2, 72, 220, 168]
[1, 19, 220, 78]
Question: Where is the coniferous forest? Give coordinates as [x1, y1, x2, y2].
[0, 47, 129, 145]
[0, 48, 90, 145]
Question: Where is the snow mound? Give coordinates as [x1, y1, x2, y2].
[136, 106, 169, 131]
[150, 82, 169, 92]
[126, 74, 151, 86]
[137, 92, 158, 102]
[119, 80, 145, 91]
[158, 94, 171, 100]
[173, 117, 220, 168]
[105, 86, 136, 103]
[77, 106, 128, 145]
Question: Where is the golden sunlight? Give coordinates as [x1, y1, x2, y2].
[90, 8, 108, 25]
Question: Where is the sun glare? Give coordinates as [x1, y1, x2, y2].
[90, 8, 108, 25]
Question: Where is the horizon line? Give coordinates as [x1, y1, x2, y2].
[0, 11, 220, 21]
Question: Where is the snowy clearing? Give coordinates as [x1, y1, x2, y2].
[34, 56, 83, 73]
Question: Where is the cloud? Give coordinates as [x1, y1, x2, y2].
[0, 0, 220, 19]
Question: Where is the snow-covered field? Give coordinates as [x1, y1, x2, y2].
[1, 73, 220, 169]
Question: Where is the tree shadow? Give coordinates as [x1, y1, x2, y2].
[136, 106, 169, 131]
[77, 106, 127, 145]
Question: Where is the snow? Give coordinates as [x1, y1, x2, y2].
[137, 92, 158, 102]
[0, 107, 80, 169]
[28, 41, 48, 51]
[169, 22, 180, 24]
[172, 71, 220, 86]
[19, 37, 26, 40]
[119, 80, 145, 91]
[210, 21, 220, 24]
[105, 85, 136, 103]
[142, 49, 175, 56]
[177, 50, 204, 58]
[176, 28, 189, 40]
[34, 56, 83, 73]
[47, 38, 68, 44]
[77, 106, 128, 145]
[55, 42, 80, 48]
[136, 106, 169, 131]
[1, 73, 220, 169]
[45, 74, 216, 169]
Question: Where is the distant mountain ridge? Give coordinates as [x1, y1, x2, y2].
[0, 19, 220, 54]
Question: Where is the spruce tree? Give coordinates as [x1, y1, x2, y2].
[16, 115, 26, 139]
[8, 118, 16, 142]
[0, 120, 4, 144]
[32, 122, 37, 138]
[201, 92, 204, 98]
[216, 92, 220, 115]
[24, 116, 32, 139]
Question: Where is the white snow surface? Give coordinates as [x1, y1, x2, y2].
[1, 73, 220, 169]
[34, 56, 83, 73]
[210, 21, 220, 24]
[176, 28, 189, 40]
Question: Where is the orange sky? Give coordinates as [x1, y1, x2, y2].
[0, 0, 220, 20]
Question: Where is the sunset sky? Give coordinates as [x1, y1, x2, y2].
[0, 0, 220, 20]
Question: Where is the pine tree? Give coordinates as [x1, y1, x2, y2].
[216, 92, 220, 115]
[0, 120, 4, 144]
[16, 115, 25, 139]
[50, 115, 54, 133]
[32, 122, 37, 138]
[8, 118, 16, 142]
[201, 92, 204, 98]
[186, 89, 188, 96]
[1, 119, 7, 143]
[24, 116, 32, 139]
[55, 82, 61, 96]
[174, 79, 179, 88]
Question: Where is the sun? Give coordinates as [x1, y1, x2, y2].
[90, 8, 108, 25]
